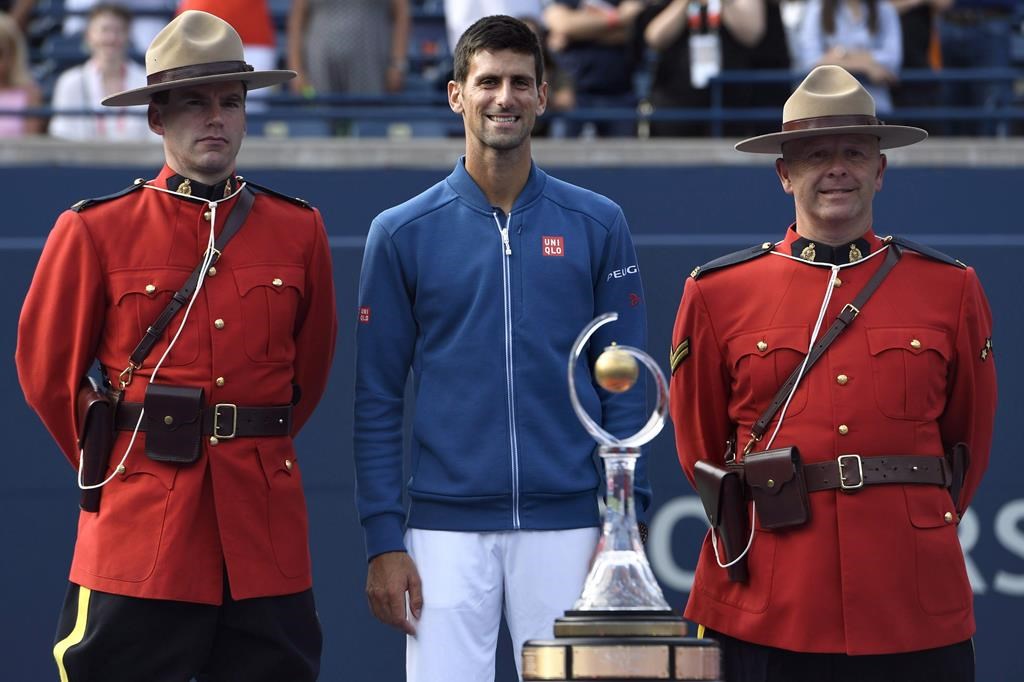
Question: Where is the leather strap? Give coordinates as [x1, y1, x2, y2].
[127, 186, 256, 373]
[804, 454, 951, 492]
[745, 243, 902, 453]
[116, 401, 291, 438]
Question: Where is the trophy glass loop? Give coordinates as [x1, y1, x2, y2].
[567, 313, 671, 612]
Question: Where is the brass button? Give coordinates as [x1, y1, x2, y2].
[203, 210, 212, 221]
[209, 436, 219, 446]
[285, 459, 293, 471]
[272, 277, 283, 287]
[832, 278, 842, 288]
[757, 340, 768, 352]
[116, 464, 126, 474]
[761, 242, 772, 249]
[163, 415, 174, 425]
[215, 377, 225, 387]
[838, 424, 849, 435]
[944, 512, 954, 523]
[910, 339, 922, 349]
[207, 266, 217, 277]
[214, 318, 225, 329]
[144, 284, 156, 294]
[766, 479, 775, 488]
[837, 374, 849, 385]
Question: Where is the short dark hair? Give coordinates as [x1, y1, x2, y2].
[452, 15, 543, 87]
[150, 81, 248, 105]
[88, 3, 132, 26]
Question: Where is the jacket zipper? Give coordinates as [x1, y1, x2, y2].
[493, 210, 520, 528]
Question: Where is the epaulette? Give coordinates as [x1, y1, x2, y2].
[70, 178, 147, 212]
[241, 177, 312, 209]
[689, 241, 775, 279]
[891, 236, 967, 269]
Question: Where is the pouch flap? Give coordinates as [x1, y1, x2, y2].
[143, 384, 204, 432]
[744, 447, 799, 497]
[77, 377, 114, 446]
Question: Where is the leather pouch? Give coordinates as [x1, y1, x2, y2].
[744, 446, 810, 530]
[143, 383, 204, 464]
[946, 442, 970, 514]
[694, 460, 749, 583]
[77, 376, 118, 512]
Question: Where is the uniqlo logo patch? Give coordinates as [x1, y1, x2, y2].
[542, 236, 564, 257]
[358, 306, 371, 323]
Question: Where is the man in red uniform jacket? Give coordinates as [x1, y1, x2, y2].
[669, 65, 996, 681]
[16, 11, 336, 681]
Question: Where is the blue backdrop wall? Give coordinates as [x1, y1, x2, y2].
[2, 162, 1022, 681]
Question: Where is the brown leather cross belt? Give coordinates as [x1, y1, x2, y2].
[115, 402, 292, 439]
[803, 454, 951, 493]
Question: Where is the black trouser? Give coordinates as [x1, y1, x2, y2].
[705, 629, 974, 682]
[54, 581, 322, 682]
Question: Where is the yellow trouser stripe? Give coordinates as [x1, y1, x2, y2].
[53, 586, 91, 682]
[696, 623, 706, 640]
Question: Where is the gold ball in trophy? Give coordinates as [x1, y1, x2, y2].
[594, 344, 639, 393]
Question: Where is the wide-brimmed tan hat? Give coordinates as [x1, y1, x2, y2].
[734, 65, 927, 154]
[102, 10, 294, 106]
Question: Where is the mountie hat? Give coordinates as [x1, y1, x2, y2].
[102, 10, 295, 106]
[734, 65, 927, 154]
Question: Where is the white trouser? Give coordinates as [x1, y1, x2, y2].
[406, 527, 600, 682]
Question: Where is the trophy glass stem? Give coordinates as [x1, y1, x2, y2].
[599, 446, 643, 554]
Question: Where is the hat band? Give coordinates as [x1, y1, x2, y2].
[148, 60, 254, 86]
[783, 114, 880, 132]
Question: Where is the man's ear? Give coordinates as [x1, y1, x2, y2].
[448, 80, 463, 115]
[775, 157, 794, 195]
[536, 81, 548, 117]
[147, 103, 164, 136]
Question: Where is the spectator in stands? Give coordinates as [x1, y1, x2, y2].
[63, 0, 169, 54]
[0, 11, 42, 136]
[637, 0, 791, 137]
[891, 0, 951, 125]
[521, 14, 576, 136]
[444, 0, 545, 52]
[49, 4, 156, 141]
[0, 0, 35, 32]
[288, 0, 410, 97]
[544, 0, 646, 137]
[794, 0, 903, 114]
[939, 0, 1015, 135]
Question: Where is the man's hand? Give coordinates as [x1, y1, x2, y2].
[366, 551, 423, 636]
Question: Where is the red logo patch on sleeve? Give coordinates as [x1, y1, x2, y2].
[542, 236, 565, 257]
[358, 306, 371, 323]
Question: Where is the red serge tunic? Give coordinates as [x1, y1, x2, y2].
[669, 227, 996, 654]
[16, 166, 337, 604]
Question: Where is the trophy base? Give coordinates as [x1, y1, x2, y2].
[522, 613, 721, 681]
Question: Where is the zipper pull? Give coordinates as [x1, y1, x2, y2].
[501, 227, 512, 256]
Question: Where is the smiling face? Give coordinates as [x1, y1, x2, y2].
[85, 9, 130, 62]
[775, 134, 887, 244]
[448, 48, 547, 158]
[148, 81, 246, 185]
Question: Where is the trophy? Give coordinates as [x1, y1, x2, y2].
[522, 313, 721, 681]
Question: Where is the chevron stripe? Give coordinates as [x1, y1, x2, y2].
[670, 338, 691, 374]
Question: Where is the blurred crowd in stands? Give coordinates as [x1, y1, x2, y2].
[0, 0, 1020, 140]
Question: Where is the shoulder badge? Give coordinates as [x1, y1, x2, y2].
[690, 242, 775, 279]
[890, 236, 967, 269]
[241, 178, 312, 210]
[71, 178, 146, 212]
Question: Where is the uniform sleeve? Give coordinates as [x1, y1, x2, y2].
[938, 267, 997, 511]
[591, 208, 652, 515]
[669, 276, 733, 487]
[290, 208, 337, 434]
[353, 219, 417, 559]
[16, 211, 106, 467]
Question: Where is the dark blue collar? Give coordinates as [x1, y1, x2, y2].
[446, 156, 546, 213]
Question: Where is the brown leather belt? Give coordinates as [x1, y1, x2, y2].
[803, 455, 951, 493]
[115, 402, 292, 439]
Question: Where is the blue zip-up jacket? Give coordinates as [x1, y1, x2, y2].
[354, 159, 650, 560]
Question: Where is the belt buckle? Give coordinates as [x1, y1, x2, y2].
[214, 403, 238, 439]
[838, 454, 864, 491]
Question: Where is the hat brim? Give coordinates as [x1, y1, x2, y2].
[102, 69, 296, 107]
[735, 124, 928, 154]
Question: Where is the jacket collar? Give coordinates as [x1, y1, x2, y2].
[446, 156, 546, 214]
[156, 164, 239, 201]
[783, 223, 882, 265]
